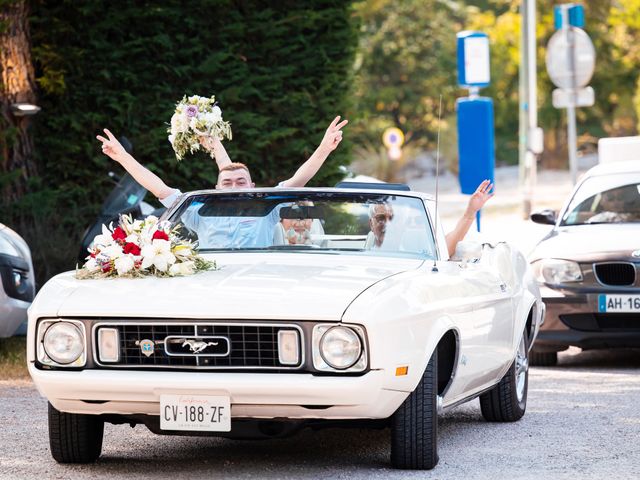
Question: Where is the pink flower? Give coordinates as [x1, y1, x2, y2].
[186, 105, 198, 118]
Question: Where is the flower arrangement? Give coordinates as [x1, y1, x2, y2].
[167, 95, 232, 160]
[77, 215, 215, 279]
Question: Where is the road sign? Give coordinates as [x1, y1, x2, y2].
[546, 27, 595, 90]
[552, 86, 594, 108]
[382, 128, 404, 149]
[457, 31, 490, 88]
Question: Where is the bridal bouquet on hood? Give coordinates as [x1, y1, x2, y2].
[77, 215, 215, 279]
[168, 95, 232, 160]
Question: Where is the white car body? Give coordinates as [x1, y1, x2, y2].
[27, 186, 543, 468]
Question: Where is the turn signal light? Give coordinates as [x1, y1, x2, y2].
[98, 328, 120, 363]
[278, 330, 300, 365]
[396, 366, 409, 376]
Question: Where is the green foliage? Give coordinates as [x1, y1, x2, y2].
[353, 0, 467, 151]
[354, 0, 640, 167]
[0, 337, 28, 380]
[5, 0, 358, 285]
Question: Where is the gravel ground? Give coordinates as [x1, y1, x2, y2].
[1, 348, 639, 480]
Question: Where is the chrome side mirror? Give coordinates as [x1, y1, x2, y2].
[451, 241, 483, 265]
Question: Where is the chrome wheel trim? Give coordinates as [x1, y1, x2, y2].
[515, 335, 528, 403]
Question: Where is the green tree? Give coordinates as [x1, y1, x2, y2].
[4, 0, 359, 284]
[352, 0, 467, 151]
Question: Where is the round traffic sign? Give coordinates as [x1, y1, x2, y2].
[382, 128, 404, 149]
[546, 27, 595, 89]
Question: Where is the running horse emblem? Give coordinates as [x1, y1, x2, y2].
[182, 338, 219, 354]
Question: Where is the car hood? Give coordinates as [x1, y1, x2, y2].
[40, 253, 423, 321]
[530, 224, 640, 262]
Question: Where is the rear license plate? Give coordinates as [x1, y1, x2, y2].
[598, 294, 640, 313]
[160, 395, 231, 432]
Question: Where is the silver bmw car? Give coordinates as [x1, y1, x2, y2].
[529, 161, 640, 365]
[0, 222, 35, 337]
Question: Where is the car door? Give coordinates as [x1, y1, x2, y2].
[441, 255, 514, 402]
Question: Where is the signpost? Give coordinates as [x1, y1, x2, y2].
[456, 31, 495, 232]
[545, 3, 595, 185]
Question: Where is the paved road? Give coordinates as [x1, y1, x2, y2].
[1, 348, 639, 480]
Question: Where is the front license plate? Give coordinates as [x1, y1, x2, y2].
[598, 294, 640, 313]
[160, 395, 231, 432]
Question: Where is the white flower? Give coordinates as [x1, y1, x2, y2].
[101, 243, 124, 260]
[124, 233, 139, 244]
[211, 106, 222, 122]
[171, 113, 189, 133]
[168, 134, 175, 145]
[114, 254, 136, 275]
[84, 258, 100, 273]
[93, 224, 114, 247]
[169, 260, 195, 276]
[141, 239, 176, 272]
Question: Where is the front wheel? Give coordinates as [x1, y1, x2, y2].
[480, 330, 528, 422]
[48, 402, 104, 463]
[390, 351, 438, 470]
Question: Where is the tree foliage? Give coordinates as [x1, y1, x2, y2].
[353, 0, 640, 167]
[353, 0, 466, 150]
[4, 0, 358, 284]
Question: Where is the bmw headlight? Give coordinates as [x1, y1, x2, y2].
[313, 325, 367, 372]
[37, 320, 86, 367]
[532, 259, 583, 285]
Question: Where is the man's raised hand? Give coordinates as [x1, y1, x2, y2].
[96, 129, 128, 163]
[319, 116, 348, 153]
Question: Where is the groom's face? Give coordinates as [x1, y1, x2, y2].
[216, 168, 255, 189]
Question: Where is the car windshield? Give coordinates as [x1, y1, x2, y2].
[561, 173, 640, 226]
[168, 191, 436, 259]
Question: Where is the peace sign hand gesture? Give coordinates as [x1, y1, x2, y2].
[96, 128, 128, 164]
[319, 116, 348, 153]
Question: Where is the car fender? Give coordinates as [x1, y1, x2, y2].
[343, 267, 466, 394]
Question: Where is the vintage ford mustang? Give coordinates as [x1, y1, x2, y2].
[27, 185, 543, 470]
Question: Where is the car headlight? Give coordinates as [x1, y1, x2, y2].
[532, 259, 583, 285]
[317, 326, 363, 370]
[38, 320, 86, 366]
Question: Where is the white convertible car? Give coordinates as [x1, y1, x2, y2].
[28, 184, 542, 470]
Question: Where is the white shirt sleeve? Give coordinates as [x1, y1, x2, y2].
[159, 189, 183, 208]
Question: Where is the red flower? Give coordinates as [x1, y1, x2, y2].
[123, 242, 141, 256]
[112, 227, 127, 241]
[102, 263, 112, 273]
[152, 229, 169, 241]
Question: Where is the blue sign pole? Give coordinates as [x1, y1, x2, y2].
[456, 31, 495, 232]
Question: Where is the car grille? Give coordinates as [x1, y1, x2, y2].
[93, 323, 303, 370]
[594, 263, 636, 287]
[560, 313, 640, 332]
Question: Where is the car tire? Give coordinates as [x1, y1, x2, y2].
[529, 350, 558, 367]
[390, 351, 438, 470]
[480, 330, 528, 422]
[48, 402, 104, 463]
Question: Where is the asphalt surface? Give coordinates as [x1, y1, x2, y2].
[1, 348, 639, 480]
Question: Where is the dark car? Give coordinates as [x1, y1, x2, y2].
[529, 161, 640, 365]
